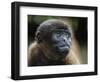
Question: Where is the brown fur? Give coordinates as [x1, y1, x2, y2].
[28, 38, 80, 66]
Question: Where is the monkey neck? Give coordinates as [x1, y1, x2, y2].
[38, 43, 65, 63]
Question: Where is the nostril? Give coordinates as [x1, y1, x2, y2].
[63, 39, 66, 42]
[63, 38, 67, 42]
[63, 36, 67, 41]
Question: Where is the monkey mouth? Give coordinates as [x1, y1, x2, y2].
[57, 44, 70, 50]
[53, 43, 70, 51]
[54, 45, 69, 55]
[59, 46, 69, 50]
[60, 44, 70, 48]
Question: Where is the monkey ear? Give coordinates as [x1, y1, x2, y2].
[35, 31, 43, 43]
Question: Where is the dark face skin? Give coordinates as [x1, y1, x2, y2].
[44, 29, 72, 58]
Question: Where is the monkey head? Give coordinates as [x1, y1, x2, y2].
[35, 19, 72, 59]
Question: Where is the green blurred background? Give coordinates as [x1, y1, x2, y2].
[28, 15, 88, 64]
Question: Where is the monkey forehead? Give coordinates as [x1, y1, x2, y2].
[37, 19, 71, 33]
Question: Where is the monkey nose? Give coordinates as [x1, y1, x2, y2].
[63, 36, 67, 41]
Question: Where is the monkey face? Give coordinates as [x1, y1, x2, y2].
[45, 29, 72, 57]
[35, 19, 72, 58]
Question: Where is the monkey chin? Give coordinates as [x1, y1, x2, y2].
[55, 49, 69, 60]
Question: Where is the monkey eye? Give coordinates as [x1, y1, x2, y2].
[66, 33, 70, 38]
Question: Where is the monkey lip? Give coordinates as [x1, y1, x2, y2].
[55, 45, 70, 52]
[59, 44, 70, 49]
[53, 43, 70, 52]
[59, 46, 69, 51]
